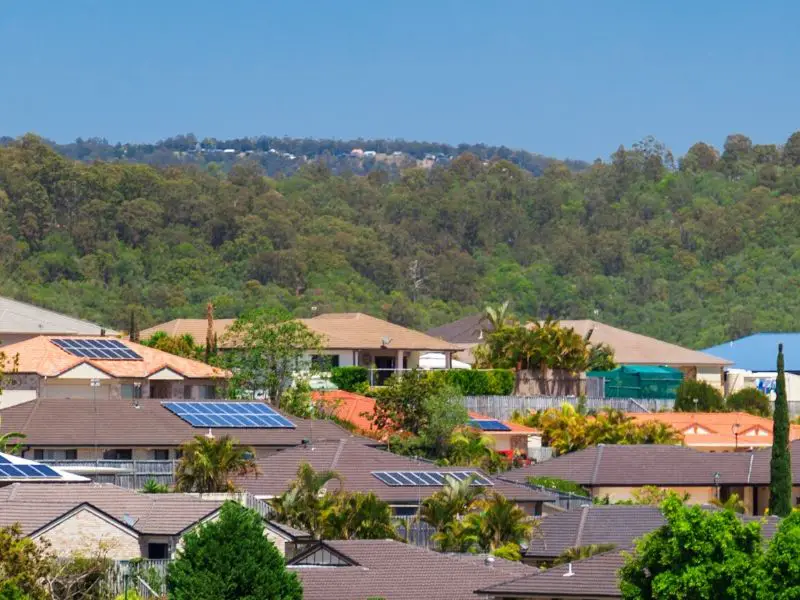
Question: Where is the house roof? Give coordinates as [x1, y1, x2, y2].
[524, 504, 779, 560]
[476, 550, 626, 598]
[702, 333, 800, 371]
[1, 335, 226, 379]
[298, 313, 463, 351]
[627, 412, 800, 449]
[0, 397, 375, 448]
[0, 452, 89, 483]
[499, 444, 755, 487]
[233, 439, 554, 504]
[0, 296, 113, 336]
[142, 313, 462, 352]
[428, 316, 729, 367]
[0, 482, 222, 535]
[469, 412, 540, 435]
[288, 539, 535, 600]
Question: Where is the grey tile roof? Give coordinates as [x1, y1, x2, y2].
[233, 439, 554, 504]
[477, 549, 625, 598]
[289, 539, 536, 600]
[0, 296, 113, 336]
[0, 398, 375, 449]
[500, 444, 754, 487]
[0, 482, 221, 535]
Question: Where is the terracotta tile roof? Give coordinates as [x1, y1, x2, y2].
[500, 444, 754, 487]
[525, 504, 779, 560]
[628, 411, 800, 449]
[289, 539, 535, 600]
[1, 335, 227, 379]
[312, 390, 380, 435]
[477, 549, 625, 598]
[142, 313, 462, 352]
[139, 318, 236, 348]
[233, 439, 554, 504]
[0, 482, 221, 535]
[0, 398, 375, 449]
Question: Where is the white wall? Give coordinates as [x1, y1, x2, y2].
[696, 366, 724, 391]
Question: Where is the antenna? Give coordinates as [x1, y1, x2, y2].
[563, 563, 575, 577]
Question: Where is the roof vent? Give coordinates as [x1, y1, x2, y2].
[563, 562, 575, 577]
[484, 556, 495, 567]
[122, 513, 138, 527]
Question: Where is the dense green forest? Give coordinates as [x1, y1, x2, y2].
[1, 132, 800, 349]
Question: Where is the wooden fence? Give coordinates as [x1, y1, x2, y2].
[41, 459, 176, 489]
[462, 395, 675, 420]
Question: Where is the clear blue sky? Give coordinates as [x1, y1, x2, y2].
[2, 0, 799, 161]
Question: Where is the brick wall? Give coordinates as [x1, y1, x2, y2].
[37, 508, 142, 559]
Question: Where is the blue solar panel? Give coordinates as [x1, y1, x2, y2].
[163, 402, 296, 429]
[468, 419, 511, 432]
[0, 462, 61, 479]
[371, 471, 493, 487]
[51, 338, 142, 360]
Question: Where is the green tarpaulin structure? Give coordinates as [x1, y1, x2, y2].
[587, 365, 683, 399]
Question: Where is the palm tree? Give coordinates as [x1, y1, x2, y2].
[552, 543, 617, 566]
[270, 463, 341, 535]
[483, 301, 511, 332]
[174, 434, 258, 493]
[466, 492, 535, 552]
[0, 418, 25, 455]
[710, 493, 746, 514]
[419, 474, 484, 531]
[322, 492, 397, 540]
[432, 519, 480, 553]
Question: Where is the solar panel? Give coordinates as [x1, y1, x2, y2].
[51, 338, 142, 360]
[162, 402, 296, 429]
[372, 471, 493, 487]
[0, 462, 61, 479]
[468, 419, 511, 432]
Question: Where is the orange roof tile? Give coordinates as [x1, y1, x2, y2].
[2, 336, 227, 380]
[312, 390, 380, 435]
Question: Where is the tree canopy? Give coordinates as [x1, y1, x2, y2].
[4, 132, 800, 348]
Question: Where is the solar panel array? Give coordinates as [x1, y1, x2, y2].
[162, 402, 296, 429]
[372, 471, 494, 487]
[0, 454, 61, 479]
[51, 338, 142, 360]
[468, 419, 511, 432]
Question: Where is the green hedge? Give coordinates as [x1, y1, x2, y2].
[330, 366, 369, 392]
[431, 369, 515, 396]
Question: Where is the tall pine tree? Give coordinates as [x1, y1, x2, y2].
[769, 343, 792, 516]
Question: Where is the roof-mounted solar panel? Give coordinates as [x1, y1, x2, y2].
[51, 338, 142, 360]
[468, 419, 512, 432]
[371, 471, 493, 487]
[162, 402, 296, 429]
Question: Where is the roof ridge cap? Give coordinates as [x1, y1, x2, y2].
[574, 504, 590, 548]
[329, 439, 347, 470]
[590, 445, 604, 486]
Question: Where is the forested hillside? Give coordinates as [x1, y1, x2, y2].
[1, 132, 800, 349]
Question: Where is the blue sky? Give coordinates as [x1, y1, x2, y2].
[1, 0, 799, 161]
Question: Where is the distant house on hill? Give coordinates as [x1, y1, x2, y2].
[428, 316, 730, 391]
[0, 296, 113, 346]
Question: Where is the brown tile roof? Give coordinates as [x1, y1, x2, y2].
[139, 318, 236, 348]
[0, 482, 222, 535]
[289, 539, 535, 600]
[0, 398, 375, 449]
[1, 335, 227, 379]
[500, 445, 754, 487]
[142, 313, 462, 352]
[233, 439, 553, 504]
[428, 313, 488, 345]
[477, 549, 625, 598]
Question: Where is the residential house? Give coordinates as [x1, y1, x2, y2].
[0, 397, 375, 463]
[287, 539, 536, 600]
[0, 295, 113, 347]
[233, 439, 554, 516]
[142, 312, 463, 384]
[0, 452, 89, 485]
[627, 411, 800, 452]
[0, 335, 227, 408]
[703, 333, 800, 400]
[428, 316, 730, 391]
[311, 390, 541, 456]
[521, 504, 779, 566]
[0, 482, 222, 559]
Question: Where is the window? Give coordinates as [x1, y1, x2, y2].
[198, 385, 215, 400]
[33, 449, 78, 460]
[102, 449, 133, 460]
[311, 354, 339, 370]
[147, 543, 170, 559]
[392, 506, 418, 517]
[34, 449, 44, 460]
[121, 383, 143, 400]
[152, 449, 169, 460]
[183, 385, 193, 399]
[65, 449, 77, 460]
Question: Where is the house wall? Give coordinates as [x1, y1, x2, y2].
[753, 485, 800, 515]
[25, 445, 283, 461]
[696, 366, 724, 392]
[592, 485, 717, 506]
[7, 376, 220, 402]
[36, 509, 142, 559]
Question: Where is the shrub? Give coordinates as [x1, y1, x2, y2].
[527, 476, 589, 496]
[168, 502, 302, 600]
[674, 380, 724, 412]
[431, 369, 515, 396]
[330, 366, 369, 392]
[726, 387, 771, 417]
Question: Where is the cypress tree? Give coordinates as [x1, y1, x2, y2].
[769, 343, 792, 516]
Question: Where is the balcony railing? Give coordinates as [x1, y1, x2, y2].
[41, 459, 176, 489]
